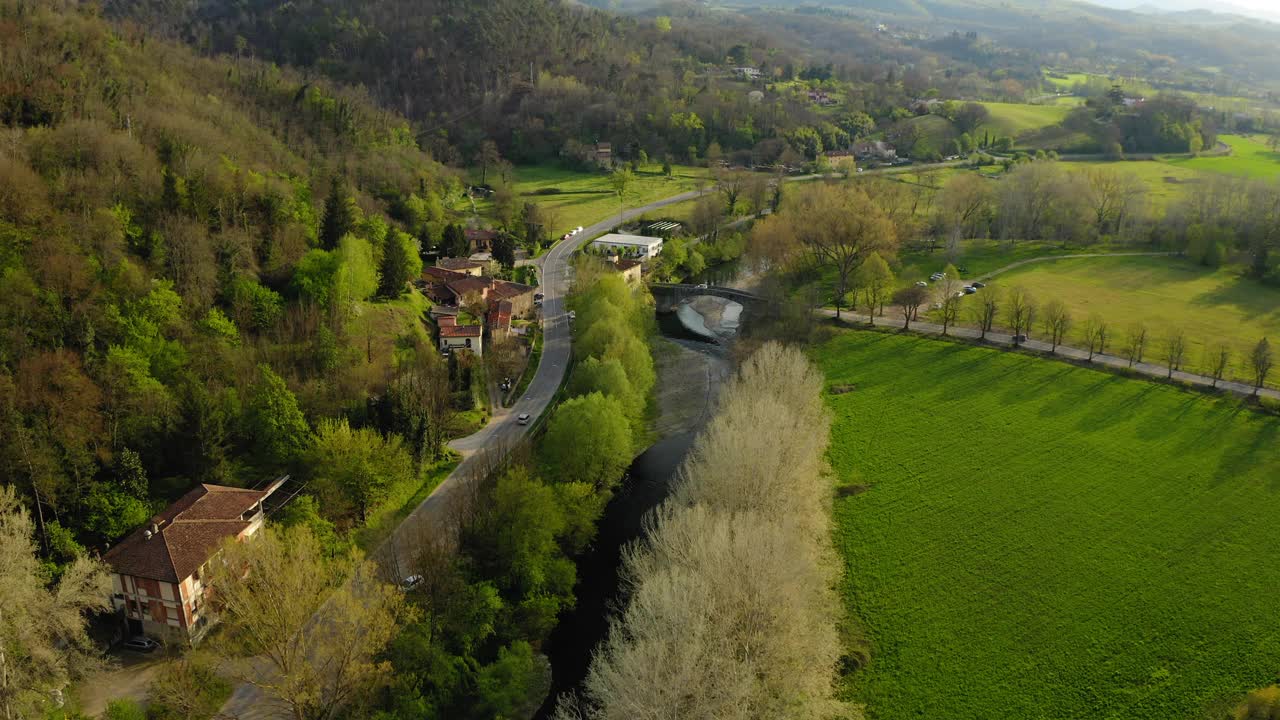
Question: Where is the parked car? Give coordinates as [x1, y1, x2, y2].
[576, 226, 584, 234]
[930, 272, 944, 281]
[517, 413, 531, 426]
[401, 575, 423, 592]
[972, 281, 986, 289]
[915, 280, 928, 287]
[123, 637, 160, 653]
[963, 286, 977, 294]
[534, 292, 545, 300]
[695, 282, 709, 289]
[567, 310, 576, 322]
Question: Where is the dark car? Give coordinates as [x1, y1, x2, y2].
[1012, 333, 1028, 343]
[972, 282, 987, 289]
[123, 637, 160, 653]
[963, 286, 977, 294]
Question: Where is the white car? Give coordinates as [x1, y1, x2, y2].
[575, 226, 584, 234]
[517, 413, 531, 426]
[401, 575, 423, 592]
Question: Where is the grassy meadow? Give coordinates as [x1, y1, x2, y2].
[977, 101, 1072, 137]
[1168, 134, 1280, 179]
[475, 163, 710, 236]
[990, 255, 1280, 384]
[816, 329, 1280, 719]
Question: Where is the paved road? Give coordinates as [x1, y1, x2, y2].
[822, 308, 1280, 401]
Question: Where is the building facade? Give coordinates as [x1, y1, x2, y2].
[103, 479, 286, 644]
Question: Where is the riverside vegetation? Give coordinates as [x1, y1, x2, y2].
[557, 343, 849, 719]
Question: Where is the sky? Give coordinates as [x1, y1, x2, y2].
[1097, 0, 1280, 22]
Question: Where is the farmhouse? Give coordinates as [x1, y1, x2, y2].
[437, 258, 485, 276]
[438, 315, 483, 355]
[464, 229, 498, 253]
[854, 140, 897, 162]
[610, 258, 643, 284]
[103, 478, 287, 643]
[591, 233, 664, 260]
[732, 66, 762, 80]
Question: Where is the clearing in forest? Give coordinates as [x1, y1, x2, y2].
[817, 330, 1280, 719]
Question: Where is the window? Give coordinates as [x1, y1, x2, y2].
[465, 339, 471, 348]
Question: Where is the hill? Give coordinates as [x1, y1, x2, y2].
[0, 1, 458, 556]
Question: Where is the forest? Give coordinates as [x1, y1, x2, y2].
[0, 0, 465, 568]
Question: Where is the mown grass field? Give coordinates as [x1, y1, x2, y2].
[1064, 159, 1207, 208]
[978, 101, 1072, 137]
[1168, 134, 1280, 179]
[816, 330, 1280, 719]
[992, 255, 1280, 385]
[474, 163, 709, 236]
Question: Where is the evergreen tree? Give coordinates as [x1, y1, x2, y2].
[379, 230, 423, 298]
[319, 176, 356, 251]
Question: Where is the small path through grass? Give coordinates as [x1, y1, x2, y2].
[969, 251, 1179, 282]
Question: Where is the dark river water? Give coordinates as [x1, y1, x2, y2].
[532, 311, 728, 716]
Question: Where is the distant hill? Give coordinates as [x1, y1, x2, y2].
[1085, 0, 1280, 24]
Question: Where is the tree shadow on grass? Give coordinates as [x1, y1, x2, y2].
[1185, 272, 1280, 320]
[1213, 418, 1280, 490]
[1073, 379, 1157, 435]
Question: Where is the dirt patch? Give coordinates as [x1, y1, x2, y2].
[835, 483, 870, 498]
[829, 383, 857, 395]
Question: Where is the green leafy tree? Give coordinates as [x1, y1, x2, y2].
[542, 392, 632, 489]
[229, 277, 284, 331]
[442, 224, 470, 259]
[319, 176, 356, 251]
[245, 364, 310, 468]
[855, 252, 895, 325]
[291, 249, 342, 307]
[608, 168, 635, 224]
[379, 230, 422, 298]
[305, 418, 414, 524]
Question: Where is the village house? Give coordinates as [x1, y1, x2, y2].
[103, 479, 287, 644]
[594, 142, 612, 167]
[591, 233, 664, 260]
[732, 66, 762, 80]
[486, 300, 513, 338]
[854, 140, 897, 162]
[464, 229, 498, 254]
[436, 258, 485, 276]
[437, 315, 483, 356]
[824, 150, 857, 170]
[610, 258, 643, 284]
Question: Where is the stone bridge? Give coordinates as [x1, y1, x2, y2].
[649, 283, 766, 312]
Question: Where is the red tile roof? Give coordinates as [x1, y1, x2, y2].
[447, 276, 492, 299]
[490, 280, 534, 300]
[438, 315, 457, 327]
[103, 484, 275, 583]
[487, 300, 513, 331]
[438, 258, 484, 271]
[440, 324, 482, 338]
[422, 266, 465, 283]
[613, 258, 642, 272]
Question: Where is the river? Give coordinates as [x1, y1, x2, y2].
[533, 301, 736, 717]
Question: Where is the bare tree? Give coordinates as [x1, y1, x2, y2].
[209, 526, 407, 720]
[1040, 299, 1073, 353]
[1250, 337, 1273, 395]
[1004, 286, 1037, 344]
[1162, 330, 1188, 378]
[0, 486, 111, 720]
[1124, 323, 1149, 368]
[893, 285, 929, 330]
[937, 263, 964, 336]
[1082, 313, 1109, 361]
[936, 173, 992, 250]
[972, 286, 1001, 340]
[1206, 342, 1231, 389]
[1084, 167, 1147, 239]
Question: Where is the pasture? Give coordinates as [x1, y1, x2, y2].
[474, 163, 709, 236]
[977, 101, 1071, 137]
[991, 254, 1280, 385]
[817, 329, 1280, 719]
[1168, 134, 1280, 179]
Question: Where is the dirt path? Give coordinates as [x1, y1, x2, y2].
[969, 251, 1179, 283]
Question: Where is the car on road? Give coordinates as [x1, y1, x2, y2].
[567, 310, 576, 322]
[972, 281, 986, 289]
[1012, 333, 1028, 343]
[123, 637, 160, 653]
[695, 283, 709, 289]
[401, 575, 423, 592]
[517, 413, 531, 426]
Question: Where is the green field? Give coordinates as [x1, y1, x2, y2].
[992, 255, 1280, 384]
[816, 330, 1280, 719]
[1063, 159, 1208, 208]
[475, 163, 709, 236]
[978, 101, 1072, 137]
[1168, 134, 1280, 179]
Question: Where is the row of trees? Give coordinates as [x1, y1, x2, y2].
[557, 343, 848, 718]
[969, 286, 1275, 393]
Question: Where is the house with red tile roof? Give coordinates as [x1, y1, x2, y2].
[103, 478, 286, 643]
[436, 258, 485, 276]
[438, 314, 483, 355]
